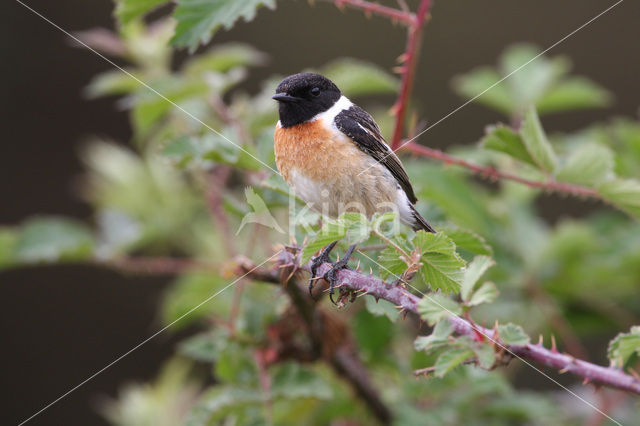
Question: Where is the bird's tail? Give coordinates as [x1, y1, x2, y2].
[410, 205, 436, 233]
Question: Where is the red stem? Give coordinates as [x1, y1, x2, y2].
[390, 0, 431, 149]
[332, 0, 416, 26]
[403, 142, 600, 198]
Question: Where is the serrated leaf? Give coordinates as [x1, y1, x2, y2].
[322, 58, 399, 97]
[434, 347, 474, 377]
[498, 323, 530, 346]
[473, 342, 496, 369]
[172, 0, 276, 52]
[598, 179, 640, 219]
[468, 282, 498, 306]
[364, 296, 399, 322]
[414, 231, 465, 293]
[481, 125, 537, 168]
[115, 0, 168, 25]
[607, 326, 640, 369]
[460, 256, 494, 301]
[417, 294, 461, 326]
[414, 319, 454, 352]
[520, 106, 557, 172]
[439, 227, 492, 255]
[537, 77, 612, 114]
[557, 143, 615, 186]
[14, 217, 94, 263]
[452, 67, 514, 115]
[377, 245, 409, 280]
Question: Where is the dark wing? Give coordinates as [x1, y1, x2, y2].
[335, 105, 417, 203]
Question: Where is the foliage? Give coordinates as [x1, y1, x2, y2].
[6, 1, 640, 425]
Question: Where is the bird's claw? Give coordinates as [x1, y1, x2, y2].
[324, 244, 356, 305]
[309, 241, 338, 296]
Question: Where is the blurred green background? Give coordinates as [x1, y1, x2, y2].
[2, 0, 639, 424]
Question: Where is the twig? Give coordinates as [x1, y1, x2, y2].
[237, 254, 393, 424]
[331, 0, 416, 26]
[206, 165, 237, 255]
[97, 256, 218, 275]
[390, 0, 431, 149]
[241, 251, 640, 396]
[402, 142, 600, 198]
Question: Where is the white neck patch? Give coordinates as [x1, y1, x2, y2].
[311, 95, 353, 128]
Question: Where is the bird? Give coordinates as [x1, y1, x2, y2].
[272, 72, 435, 303]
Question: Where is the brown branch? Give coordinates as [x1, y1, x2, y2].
[390, 0, 431, 149]
[236, 254, 393, 424]
[241, 251, 640, 396]
[332, 0, 416, 26]
[402, 142, 601, 198]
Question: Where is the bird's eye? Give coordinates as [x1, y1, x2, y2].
[310, 87, 321, 97]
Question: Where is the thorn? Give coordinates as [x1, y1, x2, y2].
[559, 367, 569, 374]
[538, 334, 544, 346]
[374, 295, 380, 302]
[356, 259, 361, 272]
[369, 267, 373, 275]
[628, 368, 640, 381]
[583, 377, 591, 385]
[551, 335, 558, 353]
[403, 310, 409, 320]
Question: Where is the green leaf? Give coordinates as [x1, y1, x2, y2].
[481, 125, 537, 168]
[414, 231, 465, 293]
[321, 58, 399, 97]
[417, 294, 462, 326]
[414, 319, 454, 352]
[84, 70, 141, 98]
[0, 228, 17, 269]
[364, 296, 399, 322]
[498, 323, 530, 346]
[598, 179, 640, 219]
[178, 330, 227, 362]
[115, 0, 168, 25]
[607, 326, 640, 369]
[473, 342, 496, 369]
[434, 347, 474, 378]
[537, 77, 612, 114]
[163, 134, 263, 171]
[172, 0, 276, 52]
[183, 43, 267, 75]
[500, 44, 568, 109]
[439, 227, 492, 256]
[452, 67, 514, 115]
[377, 245, 409, 280]
[520, 106, 557, 172]
[270, 363, 333, 400]
[186, 387, 264, 426]
[460, 255, 494, 301]
[556, 143, 615, 186]
[161, 274, 232, 330]
[468, 282, 498, 307]
[301, 213, 371, 263]
[14, 217, 94, 263]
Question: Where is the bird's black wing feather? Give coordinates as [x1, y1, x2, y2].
[335, 105, 417, 203]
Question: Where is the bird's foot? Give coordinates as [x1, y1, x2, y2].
[309, 241, 338, 296]
[324, 244, 356, 305]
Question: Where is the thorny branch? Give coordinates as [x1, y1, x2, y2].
[390, 0, 431, 149]
[402, 142, 601, 198]
[239, 250, 640, 396]
[331, 0, 416, 26]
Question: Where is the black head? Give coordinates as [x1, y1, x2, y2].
[273, 73, 341, 127]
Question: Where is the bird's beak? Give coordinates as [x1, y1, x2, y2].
[272, 93, 300, 103]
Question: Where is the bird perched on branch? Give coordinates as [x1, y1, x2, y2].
[273, 72, 434, 302]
